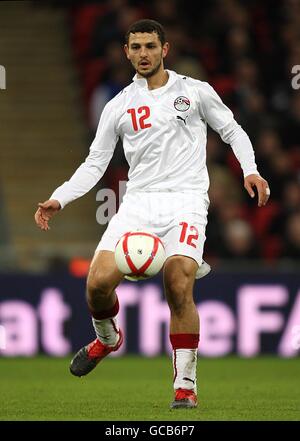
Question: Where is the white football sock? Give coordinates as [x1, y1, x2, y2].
[92, 316, 119, 347]
[173, 348, 197, 392]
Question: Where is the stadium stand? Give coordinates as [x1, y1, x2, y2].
[0, 1, 102, 271]
[1, 0, 300, 271]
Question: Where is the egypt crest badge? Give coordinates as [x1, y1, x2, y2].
[174, 96, 190, 111]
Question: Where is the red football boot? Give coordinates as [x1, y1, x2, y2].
[170, 388, 198, 409]
[69, 330, 123, 377]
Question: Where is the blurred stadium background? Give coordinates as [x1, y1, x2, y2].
[0, 0, 299, 421]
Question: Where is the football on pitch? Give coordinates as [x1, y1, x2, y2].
[115, 231, 166, 281]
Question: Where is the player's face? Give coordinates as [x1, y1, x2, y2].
[124, 32, 169, 78]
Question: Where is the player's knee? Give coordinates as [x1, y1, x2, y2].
[86, 271, 114, 300]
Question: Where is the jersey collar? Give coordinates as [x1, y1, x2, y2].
[132, 69, 177, 94]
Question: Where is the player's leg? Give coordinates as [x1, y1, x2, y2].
[87, 249, 123, 320]
[163, 255, 199, 408]
[164, 255, 199, 334]
[87, 250, 124, 345]
[70, 250, 124, 377]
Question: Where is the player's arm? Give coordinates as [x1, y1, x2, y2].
[34, 99, 119, 230]
[199, 83, 270, 207]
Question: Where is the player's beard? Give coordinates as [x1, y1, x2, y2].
[136, 59, 162, 78]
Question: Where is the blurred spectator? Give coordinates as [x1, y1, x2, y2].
[220, 219, 259, 261]
[255, 128, 284, 189]
[151, 0, 179, 27]
[206, 165, 245, 257]
[270, 180, 300, 237]
[237, 89, 268, 140]
[267, 150, 294, 200]
[90, 63, 132, 131]
[220, 27, 256, 74]
[90, 0, 142, 58]
[208, 165, 243, 211]
[233, 58, 262, 110]
[283, 93, 300, 148]
[172, 58, 207, 81]
[282, 210, 300, 259]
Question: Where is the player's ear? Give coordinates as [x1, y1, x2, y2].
[124, 44, 130, 59]
[162, 42, 169, 59]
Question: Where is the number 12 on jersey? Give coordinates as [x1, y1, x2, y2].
[127, 106, 152, 131]
[179, 222, 199, 248]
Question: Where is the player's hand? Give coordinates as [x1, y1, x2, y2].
[244, 174, 270, 207]
[34, 199, 61, 231]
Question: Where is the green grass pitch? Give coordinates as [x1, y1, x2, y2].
[0, 356, 299, 421]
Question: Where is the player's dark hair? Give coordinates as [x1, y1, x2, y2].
[125, 19, 166, 46]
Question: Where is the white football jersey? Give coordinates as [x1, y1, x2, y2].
[51, 70, 258, 208]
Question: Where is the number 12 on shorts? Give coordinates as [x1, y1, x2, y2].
[179, 222, 199, 248]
